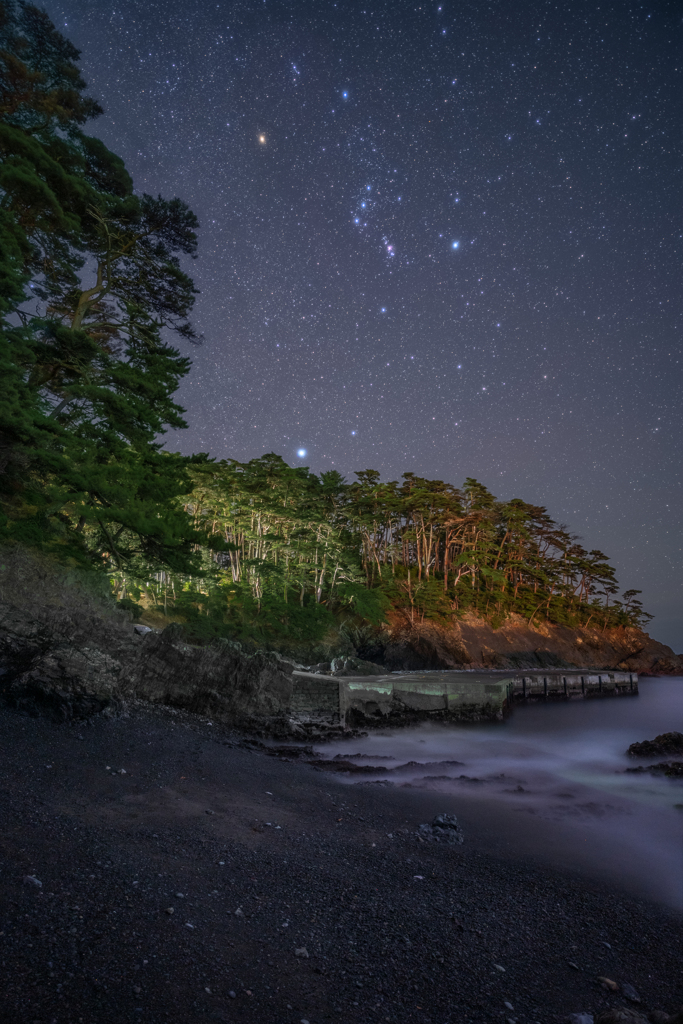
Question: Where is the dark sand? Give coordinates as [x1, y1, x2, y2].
[1, 704, 681, 1024]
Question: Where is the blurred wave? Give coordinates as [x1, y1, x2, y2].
[317, 678, 683, 907]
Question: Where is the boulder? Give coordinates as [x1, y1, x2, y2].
[307, 661, 331, 674]
[627, 732, 683, 758]
[124, 625, 294, 731]
[416, 813, 464, 844]
[330, 656, 385, 676]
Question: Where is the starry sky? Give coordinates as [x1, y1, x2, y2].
[47, 0, 682, 649]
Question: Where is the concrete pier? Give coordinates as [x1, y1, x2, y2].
[291, 670, 513, 727]
[290, 668, 639, 728]
[341, 671, 513, 724]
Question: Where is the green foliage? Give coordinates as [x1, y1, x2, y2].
[116, 596, 142, 619]
[0, 0, 201, 572]
[111, 456, 649, 658]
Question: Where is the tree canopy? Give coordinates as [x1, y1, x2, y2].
[0, 0, 201, 570]
[107, 455, 651, 654]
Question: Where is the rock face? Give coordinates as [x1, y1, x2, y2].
[0, 545, 133, 720]
[371, 612, 683, 675]
[627, 732, 683, 758]
[124, 626, 294, 731]
[0, 545, 294, 731]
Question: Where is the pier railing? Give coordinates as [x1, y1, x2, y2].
[511, 671, 638, 701]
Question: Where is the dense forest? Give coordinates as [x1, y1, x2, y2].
[106, 455, 652, 654]
[0, 2, 650, 658]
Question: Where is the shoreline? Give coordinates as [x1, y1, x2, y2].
[1, 703, 681, 1024]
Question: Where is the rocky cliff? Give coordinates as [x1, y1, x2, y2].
[378, 610, 683, 675]
[0, 545, 295, 729]
[0, 545, 680, 728]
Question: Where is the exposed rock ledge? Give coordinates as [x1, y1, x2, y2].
[376, 611, 683, 675]
[0, 545, 681, 728]
[0, 545, 295, 730]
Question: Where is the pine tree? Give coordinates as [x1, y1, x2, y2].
[0, 1, 202, 570]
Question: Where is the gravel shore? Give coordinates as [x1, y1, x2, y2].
[1, 704, 681, 1024]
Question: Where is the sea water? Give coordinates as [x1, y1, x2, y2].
[318, 677, 683, 908]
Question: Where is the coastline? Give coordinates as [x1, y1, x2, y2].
[1, 703, 681, 1024]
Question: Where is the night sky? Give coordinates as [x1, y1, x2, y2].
[47, 0, 681, 649]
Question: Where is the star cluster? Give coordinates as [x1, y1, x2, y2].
[47, 0, 682, 646]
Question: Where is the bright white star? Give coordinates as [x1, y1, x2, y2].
[297, 448, 306, 458]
